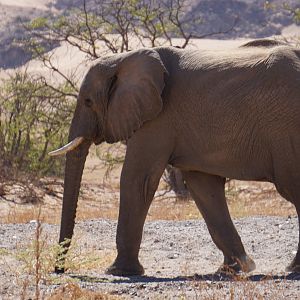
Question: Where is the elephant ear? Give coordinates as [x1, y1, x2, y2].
[104, 49, 167, 143]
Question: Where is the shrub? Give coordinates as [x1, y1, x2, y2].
[0, 70, 75, 176]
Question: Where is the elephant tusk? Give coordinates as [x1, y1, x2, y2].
[48, 137, 85, 157]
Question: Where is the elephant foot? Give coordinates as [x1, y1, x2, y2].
[286, 258, 300, 272]
[105, 259, 144, 276]
[218, 255, 256, 275]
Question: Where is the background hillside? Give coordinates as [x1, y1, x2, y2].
[0, 0, 299, 68]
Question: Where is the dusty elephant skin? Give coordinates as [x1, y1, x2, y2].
[50, 38, 300, 276]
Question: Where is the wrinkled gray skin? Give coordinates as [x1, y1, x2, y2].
[55, 39, 300, 276]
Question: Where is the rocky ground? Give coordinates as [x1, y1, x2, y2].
[0, 216, 300, 299]
[0, 164, 298, 298]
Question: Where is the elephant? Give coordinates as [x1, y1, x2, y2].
[49, 38, 300, 276]
[165, 165, 189, 198]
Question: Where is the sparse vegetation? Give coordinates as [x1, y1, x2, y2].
[0, 0, 299, 299]
[47, 282, 120, 300]
[282, 2, 300, 24]
[7, 209, 117, 299]
[0, 70, 74, 177]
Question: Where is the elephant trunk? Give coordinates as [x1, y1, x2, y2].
[55, 140, 91, 273]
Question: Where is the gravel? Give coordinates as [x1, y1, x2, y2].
[0, 216, 300, 299]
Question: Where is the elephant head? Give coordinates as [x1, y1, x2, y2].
[49, 48, 167, 272]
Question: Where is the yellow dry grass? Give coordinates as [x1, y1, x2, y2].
[0, 178, 296, 224]
[46, 282, 122, 300]
[1, 142, 295, 224]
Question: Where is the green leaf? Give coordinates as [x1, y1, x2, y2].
[29, 17, 48, 29]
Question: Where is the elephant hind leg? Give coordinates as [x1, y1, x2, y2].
[286, 204, 300, 272]
[275, 183, 300, 272]
[183, 171, 255, 274]
[275, 184, 300, 272]
[272, 141, 300, 272]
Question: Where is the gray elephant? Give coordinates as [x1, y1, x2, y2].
[50, 39, 300, 276]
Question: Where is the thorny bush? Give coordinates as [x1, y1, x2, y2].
[0, 70, 74, 177]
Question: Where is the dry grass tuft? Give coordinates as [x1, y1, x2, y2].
[187, 273, 287, 300]
[64, 244, 116, 273]
[47, 283, 120, 300]
[4, 206, 54, 224]
[148, 197, 201, 221]
[12, 215, 118, 299]
[226, 181, 295, 218]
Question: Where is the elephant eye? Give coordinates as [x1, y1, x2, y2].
[85, 98, 93, 108]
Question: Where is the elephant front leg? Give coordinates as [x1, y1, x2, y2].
[183, 171, 256, 274]
[106, 152, 167, 276]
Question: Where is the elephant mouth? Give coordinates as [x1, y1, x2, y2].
[48, 137, 85, 157]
